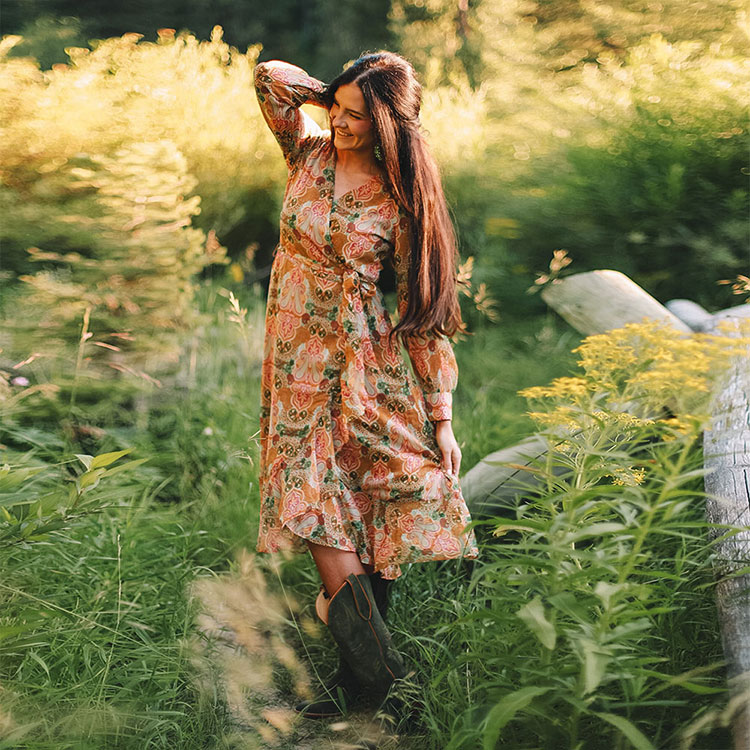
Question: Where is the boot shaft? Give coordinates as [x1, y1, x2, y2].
[327, 573, 406, 696]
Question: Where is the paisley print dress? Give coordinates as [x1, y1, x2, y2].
[254, 60, 478, 579]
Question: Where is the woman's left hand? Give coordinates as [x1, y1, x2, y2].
[434, 420, 461, 477]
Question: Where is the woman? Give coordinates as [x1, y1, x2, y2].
[254, 51, 478, 718]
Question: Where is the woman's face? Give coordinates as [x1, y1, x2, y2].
[329, 83, 376, 156]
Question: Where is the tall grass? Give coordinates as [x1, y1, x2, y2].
[2, 288, 745, 748]
[0, 282, 265, 748]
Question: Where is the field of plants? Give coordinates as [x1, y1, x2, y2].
[1, 1, 748, 747]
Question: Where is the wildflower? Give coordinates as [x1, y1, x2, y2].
[456, 256, 474, 297]
[528, 249, 572, 293]
[717, 274, 750, 303]
[569, 320, 748, 415]
[473, 282, 500, 321]
[608, 466, 646, 486]
[229, 263, 244, 283]
[10, 376, 29, 387]
[519, 377, 590, 400]
[203, 426, 214, 436]
[526, 406, 581, 430]
[655, 415, 704, 441]
[591, 410, 654, 428]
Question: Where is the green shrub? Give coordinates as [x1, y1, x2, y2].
[0, 27, 282, 372]
[14, 141, 224, 371]
[405, 320, 748, 748]
[507, 36, 748, 309]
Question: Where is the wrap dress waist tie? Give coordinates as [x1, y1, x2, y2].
[275, 247, 382, 440]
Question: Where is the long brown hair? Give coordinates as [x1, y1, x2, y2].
[326, 52, 463, 339]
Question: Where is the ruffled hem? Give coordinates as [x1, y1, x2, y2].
[257, 515, 478, 581]
[257, 443, 479, 580]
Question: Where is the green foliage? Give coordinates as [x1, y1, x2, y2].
[393, 1, 748, 312]
[0, 28, 282, 371]
[0, 282, 263, 747]
[452, 430, 726, 748]
[1, 15, 89, 69]
[2, 0, 394, 80]
[15, 141, 221, 370]
[0, 507, 230, 748]
[0, 447, 145, 547]
[508, 36, 748, 307]
[0, 361, 148, 548]
[391, 320, 745, 749]
[393, 0, 746, 87]
[0, 288, 741, 748]
[0, 26, 281, 261]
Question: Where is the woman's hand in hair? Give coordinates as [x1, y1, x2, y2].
[308, 85, 331, 110]
[434, 420, 461, 477]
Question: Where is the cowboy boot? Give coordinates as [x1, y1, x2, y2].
[293, 660, 361, 718]
[294, 573, 395, 719]
[294, 585, 357, 718]
[326, 573, 406, 705]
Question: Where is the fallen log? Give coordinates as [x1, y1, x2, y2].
[665, 299, 714, 331]
[667, 299, 750, 332]
[540, 269, 693, 336]
[462, 434, 571, 519]
[703, 314, 750, 749]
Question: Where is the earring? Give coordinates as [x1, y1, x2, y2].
[374, 143, 383, 162]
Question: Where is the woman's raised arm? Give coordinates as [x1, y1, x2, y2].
[254, 60, 329, 168]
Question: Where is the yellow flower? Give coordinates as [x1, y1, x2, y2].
[526, 407, 582, 430]
[591, 410, 654, 427]
[229, 263, 244, 283]
[520, 320, 750, 438]
[519, 377, 591, 400]
[656, 414, 705, 441]
[608, 466, 646, 486]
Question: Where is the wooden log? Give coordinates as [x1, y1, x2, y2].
[462, 434, 572, 518]
[541, 270, 693, 336]
[714, 303, 750, 323]
[703, 315, 750, 749]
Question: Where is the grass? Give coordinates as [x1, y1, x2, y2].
[0, 281, 737, 748]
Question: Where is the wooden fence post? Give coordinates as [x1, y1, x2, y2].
[703, 315, 750, 749]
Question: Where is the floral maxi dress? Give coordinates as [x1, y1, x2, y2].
[254, 61, 478, 579]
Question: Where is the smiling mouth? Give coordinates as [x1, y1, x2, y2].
[336, 132, 353, 138]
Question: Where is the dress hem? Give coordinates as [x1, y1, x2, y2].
[256, 519, 479, 581]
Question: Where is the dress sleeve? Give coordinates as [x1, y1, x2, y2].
[253, 60, 329, 168]
[391, 211, 458, 422]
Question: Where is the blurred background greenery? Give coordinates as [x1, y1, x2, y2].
[0, 1, 747, 748]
